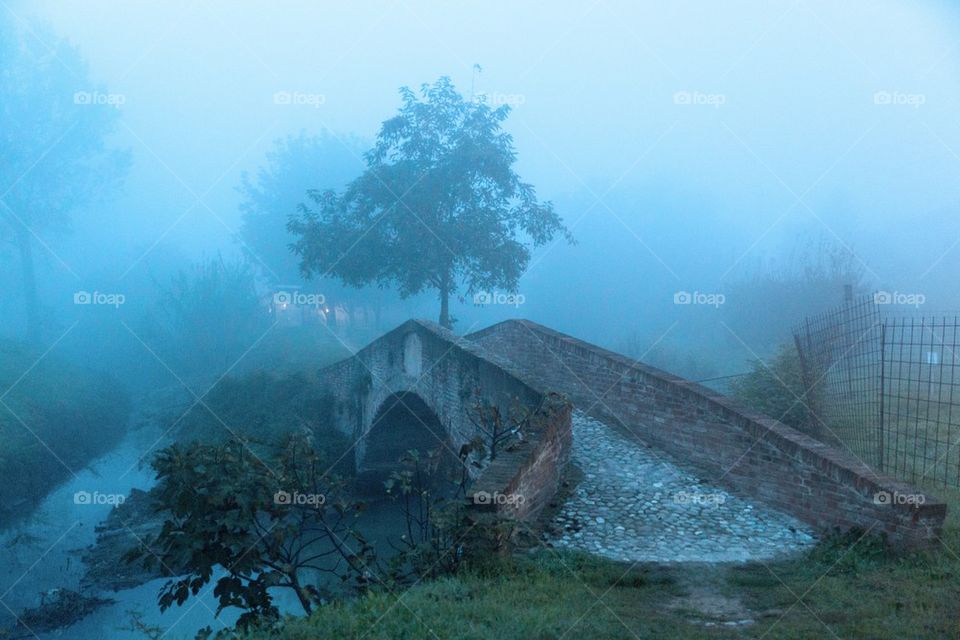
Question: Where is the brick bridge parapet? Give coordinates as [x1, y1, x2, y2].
[465, 319, 946, 547]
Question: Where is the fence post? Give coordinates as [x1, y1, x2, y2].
[795, 322, 817, 437]
[878, 320, 885, 472]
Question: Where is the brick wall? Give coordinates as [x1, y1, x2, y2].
[316, 319, 573, 523]
[469, 393, 573, 521]
[467, 320, 946, 547]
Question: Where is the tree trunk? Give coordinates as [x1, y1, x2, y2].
[438, 286, 451, 329]
[15, 225, 41, 344]
[288, 572, 313, 615]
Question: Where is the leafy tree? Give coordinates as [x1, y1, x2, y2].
[238, 131, 365, 284]
[131, 433, 376, 629]
[289, 77, 571, 328]
[0, 17, 129, 342]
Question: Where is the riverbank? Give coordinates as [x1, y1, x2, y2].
[0, 341, 130, 528]
[0, 419, 159, 637]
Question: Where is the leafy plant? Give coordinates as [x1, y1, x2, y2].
[383, 448, 473, 582]
[465, 391, 538, 461]
[383, 439, 522, 585]
[129, 433, 375, 630]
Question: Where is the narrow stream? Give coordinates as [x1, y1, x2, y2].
[0, 421, 243, 639]
[0, 421, 409, 639]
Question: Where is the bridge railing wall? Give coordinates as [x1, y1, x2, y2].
[467, 320, 946, 547]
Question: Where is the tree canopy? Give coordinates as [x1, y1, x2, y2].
[0, 16, 129, 341]
[289, 77, 570, 328]
[238, 131, 365, 285]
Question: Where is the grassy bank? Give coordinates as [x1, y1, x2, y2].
[234, 523, 960, 640]
[0, 340, 130, 526]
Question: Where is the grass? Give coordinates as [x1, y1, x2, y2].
[244, 553, 690, 640]
[234, 522, 960, 640]
[724, 527, 960, 638]
[0, 340, 129, 527]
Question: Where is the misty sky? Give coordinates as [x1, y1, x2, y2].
[11, 0, 960, 342]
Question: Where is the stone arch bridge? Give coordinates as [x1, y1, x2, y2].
[317, 319, 945, 549]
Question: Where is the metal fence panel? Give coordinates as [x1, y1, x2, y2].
[881, 316, 960, 487]
[793, 297, 883, 467]
[795, 297, 960, 488]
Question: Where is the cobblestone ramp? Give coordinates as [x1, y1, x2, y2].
[549, 412, 816, 563]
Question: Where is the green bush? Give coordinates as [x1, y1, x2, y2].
[132, 433, 372, 629]
[0, 341, 130, 524]
[173, 370, 353, 477]
[232, 325, 353, 377]
[730, 342, 808, 430]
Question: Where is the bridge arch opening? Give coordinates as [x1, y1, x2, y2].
[356, 392, 461, 497]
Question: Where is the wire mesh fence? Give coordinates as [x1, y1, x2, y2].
[881, 316, 960, 487]
[793, 297, 884, 467]
[794, 296, 960, 489]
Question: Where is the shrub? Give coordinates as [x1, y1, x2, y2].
[173, 371, 353, 477]
[730, 342, 808, 430]
[130, 433, 374, 631]
[150, 256, 269, 379]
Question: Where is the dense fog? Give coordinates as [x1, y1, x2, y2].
[2, 2, 959, 638]
[2, 1, 958, 369]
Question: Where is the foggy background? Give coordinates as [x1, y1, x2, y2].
[3, 3, 960, 637]
[5, 0, 960, 380]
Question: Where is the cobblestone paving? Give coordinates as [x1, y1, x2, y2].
[549, 412, 817, 563]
